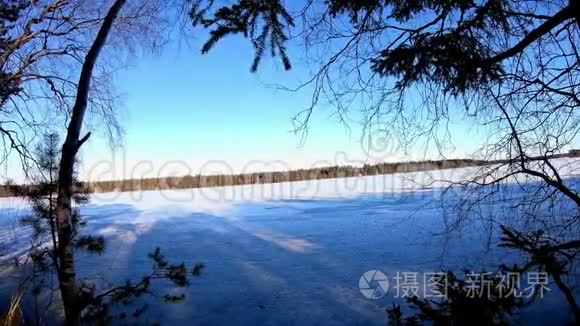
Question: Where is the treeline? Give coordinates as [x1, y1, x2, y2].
[87, 159, 479, 194]
[0, 159, 478, 197]
[2, 152, 578, 197]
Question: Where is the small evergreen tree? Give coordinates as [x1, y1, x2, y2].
[11, 133, 204, 324]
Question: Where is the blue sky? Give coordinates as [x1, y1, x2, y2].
[74, 33, 486, 181]
[2, 30, 483, 182]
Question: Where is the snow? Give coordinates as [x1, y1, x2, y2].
[0, 162, 579, 324]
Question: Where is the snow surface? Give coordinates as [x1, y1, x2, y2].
[0, 162, 579, 325]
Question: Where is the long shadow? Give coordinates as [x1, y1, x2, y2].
[75, 182, 577, 324]
[0, 175, 578, 324]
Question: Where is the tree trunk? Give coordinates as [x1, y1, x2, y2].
[55, 1, 126, 324]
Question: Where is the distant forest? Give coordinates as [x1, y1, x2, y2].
[2, 152, 578, 197]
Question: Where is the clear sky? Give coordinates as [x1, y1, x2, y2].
[5, 30, 485, 183]
[77, 32, 487, 182]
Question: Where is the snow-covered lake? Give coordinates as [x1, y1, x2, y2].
[1, 165, 579, 324]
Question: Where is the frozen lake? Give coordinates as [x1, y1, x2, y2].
[1, 165, 579, 324]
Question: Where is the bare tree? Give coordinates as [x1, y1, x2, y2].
[55, 3, 126, 323]
[51, 1, 195, 323]
[191, 0, 580, 321]
[0, 0, 178, 175]
[1, 1, 195, 324]
[191, 0, 579, 155]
